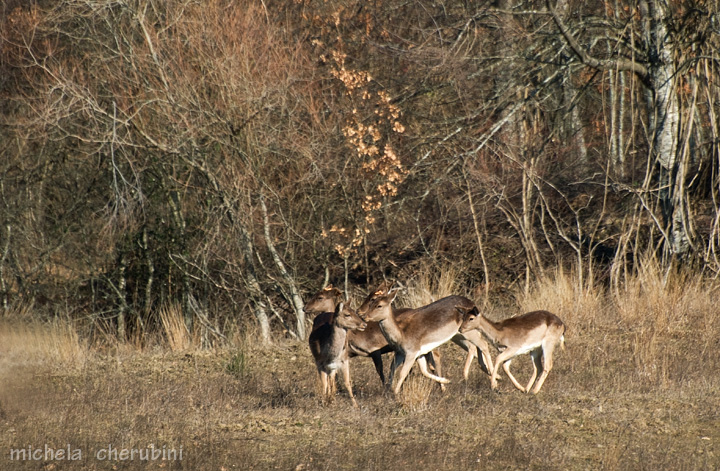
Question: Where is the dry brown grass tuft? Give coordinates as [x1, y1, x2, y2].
[396, 373, 435, 411]
[610, 259, 718, 386]
[515, 264, 606, 327]
[159, 303, 192, 352]
[401, 263, 467, 308]
[614, 258, 710, 328]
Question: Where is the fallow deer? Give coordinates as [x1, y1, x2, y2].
[308, 302, 367, 407]
[459, 308, 566, 394]
[357, 282, 494, 385]
[360, 289, 484, 394]
[355, 281, 448, 387]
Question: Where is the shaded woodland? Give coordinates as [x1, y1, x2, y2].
[1, 0, 719, 343]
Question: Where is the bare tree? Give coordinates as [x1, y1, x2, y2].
[545, 0, 714, 259]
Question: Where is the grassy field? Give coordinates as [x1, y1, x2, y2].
[1, 267, 719, 470]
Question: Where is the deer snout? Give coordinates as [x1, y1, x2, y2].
[458, 317, 476, 333]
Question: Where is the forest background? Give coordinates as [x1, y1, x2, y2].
[1, 0, 719, 343]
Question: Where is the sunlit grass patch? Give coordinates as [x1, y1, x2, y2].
[0, 307, 87, 371]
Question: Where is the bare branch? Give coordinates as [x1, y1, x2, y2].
[546, 0, 649, 81]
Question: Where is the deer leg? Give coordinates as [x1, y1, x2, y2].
[426, 350, 446, 391]
[328, 370, 338, 401]
[525, 350, 542, 393]
[341, 361, 358, 407]
[416, 354, 451, 386]
[319, 371, 329, 403]
[369, 351, 386, 386]
[392, 354, 417, 394]
[492, 348, 520, 390]
[478, 341, 494, 377]
[387, 351, 404, 391]
[462, 343, 477, 380]
[458, 331, 493, 377]
[530, 344, 556, 394]
[501, 358, 526, 392]
[427, 349, 441, 374]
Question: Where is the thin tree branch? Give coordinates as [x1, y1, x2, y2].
[546, 0, 649, 82]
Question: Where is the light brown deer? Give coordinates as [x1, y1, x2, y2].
[357, 282, 494, 382]
[459, 307, 566, 394]
[360, 288, 486, 394]
[308, 302, 367, 407]
[306, 284, 437, 387]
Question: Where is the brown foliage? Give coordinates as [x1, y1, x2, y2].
[0, 0, 719, 340]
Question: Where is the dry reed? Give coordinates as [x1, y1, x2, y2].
[159, 303, 192, 352]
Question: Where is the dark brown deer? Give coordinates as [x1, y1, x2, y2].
[459, 308, 566, 394]
[360, 288, 487, 394]
[308, 302, 367, 407]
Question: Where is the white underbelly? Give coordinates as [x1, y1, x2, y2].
[417, 333, 455, 357]
[515, 340, 542, 355]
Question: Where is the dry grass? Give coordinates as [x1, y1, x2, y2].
[516, 264, 606, 326]
[1, 266, 719, 470]
[0, 308, 86, 373]
[159, 303, 192, 352]
[396, 373, 435, 412]
[400, 262, 467, 308]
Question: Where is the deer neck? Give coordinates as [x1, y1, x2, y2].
[473, 315, 504, 345]
[377, 313, 404, 350]
[326, 321, 350, 357]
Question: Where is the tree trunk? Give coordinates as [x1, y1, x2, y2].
[645, 0, 688, 256]
[239, 223, 272, 342]
[0, 225, 10, 312]
[260, 196, 306, 339]
[558, 0, 588, 165]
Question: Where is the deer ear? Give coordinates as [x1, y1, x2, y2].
[378, 280, 393, 293]
[456, 305, 477, 317]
